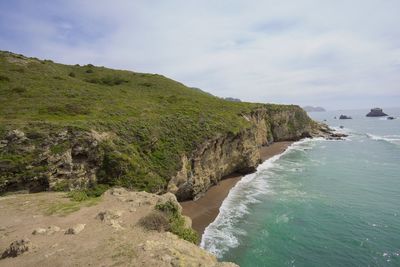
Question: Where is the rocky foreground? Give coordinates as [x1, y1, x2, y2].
[0, 188, 236, 267]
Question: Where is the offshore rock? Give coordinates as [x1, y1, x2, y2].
[366, 108, 388, 117]
[339, 115, 352, 119]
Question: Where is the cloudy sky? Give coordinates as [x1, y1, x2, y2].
[1, 0, 399, 109]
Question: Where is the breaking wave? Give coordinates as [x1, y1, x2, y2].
[200, 139, 315, 258]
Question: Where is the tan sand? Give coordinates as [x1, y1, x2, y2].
[180, 141, 293, 236]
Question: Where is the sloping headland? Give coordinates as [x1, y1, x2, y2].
[0, 51, 341, 266]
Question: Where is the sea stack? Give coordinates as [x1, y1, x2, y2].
[339, 115, 352, 119]
[366, 108, 388, 117]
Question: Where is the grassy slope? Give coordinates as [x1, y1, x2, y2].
[0, 51, 300, 193]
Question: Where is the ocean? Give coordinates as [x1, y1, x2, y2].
[201, 108, 400, 266]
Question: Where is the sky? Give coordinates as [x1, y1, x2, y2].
[0, 0, 399, 110]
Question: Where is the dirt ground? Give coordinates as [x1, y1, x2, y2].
[0, 188, 235, 267]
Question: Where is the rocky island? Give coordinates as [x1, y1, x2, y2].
[366, 108, 388, 117]
[0, 51, 343, 266]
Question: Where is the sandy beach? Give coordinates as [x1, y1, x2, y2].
[180, 141, 293, 236]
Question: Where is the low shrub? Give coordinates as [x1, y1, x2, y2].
[85, 76, 128, 86]
[139, 211, 170, 232]
[11, 68, 25, 73]
[50, 142, 70, 154]
[139, 82, 152, 87]
[52, 180, 70, 191]
[156, 200, 179, 216]
[11, 87, 27, 94]
[0, 75, 10, 82]
[67, 184, 110, 202]
[68, 72, 76, 77]
[65, 103, 90, 115]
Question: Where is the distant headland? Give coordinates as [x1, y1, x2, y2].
[303, 106, 326, 112]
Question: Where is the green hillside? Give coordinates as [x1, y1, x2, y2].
[0, 51, 303, 194]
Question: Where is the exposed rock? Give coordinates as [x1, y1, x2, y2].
[32, 226, 60, 235]
[0, 140, 8, 148]
[96, 210, 124, 230]
[387, 116, 395, 120]
[339, 115, 352, 119]
[65, 224, 85, 235]
[47, 225, 61, 234]
[6, 130, 26, 143]
[96, 210, 123, 222]
[326, 133, 348, 140]
[32, 228, 47, 235]
[366, 108, 388, 117]
[0, 129, 107, 193]
[1, 238, 32, 259]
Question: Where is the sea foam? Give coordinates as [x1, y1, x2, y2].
[366, 133, 400, 146]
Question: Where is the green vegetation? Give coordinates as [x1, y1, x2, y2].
[66, 184, 110, 201]
[156, 200, 199, 243]
[44, 194, 101, 216]
[0, 50, 309, 194]
[43, 185, 108, 215]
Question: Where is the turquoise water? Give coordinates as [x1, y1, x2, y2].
[201, 108, 400, 266]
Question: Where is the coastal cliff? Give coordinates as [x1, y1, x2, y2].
[168, 106, 318, 201]
[0, 51, 327, 197]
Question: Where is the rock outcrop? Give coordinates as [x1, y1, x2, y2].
[0, 129, 111, 193]
[366, 108, 388, 117]
[1, 239, 32, 259]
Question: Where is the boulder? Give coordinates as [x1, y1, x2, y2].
[5, 130, 26, 143]
[1, 238, 32, 258]
[65, 224, 85, 235]
[32, 228, 47, 235]
[96, 210, 122, 222]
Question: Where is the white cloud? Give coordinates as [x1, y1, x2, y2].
[1, 0, 400, 109]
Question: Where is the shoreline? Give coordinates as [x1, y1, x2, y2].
[180, 141, 293, 237]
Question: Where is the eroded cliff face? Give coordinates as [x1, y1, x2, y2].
[0, 129, 111, 193]
[168, 106, 317, 201]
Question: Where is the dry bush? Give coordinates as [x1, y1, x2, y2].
[139, 211, 170, 232]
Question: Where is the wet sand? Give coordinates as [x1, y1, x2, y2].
[180, 141, 293, 236]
